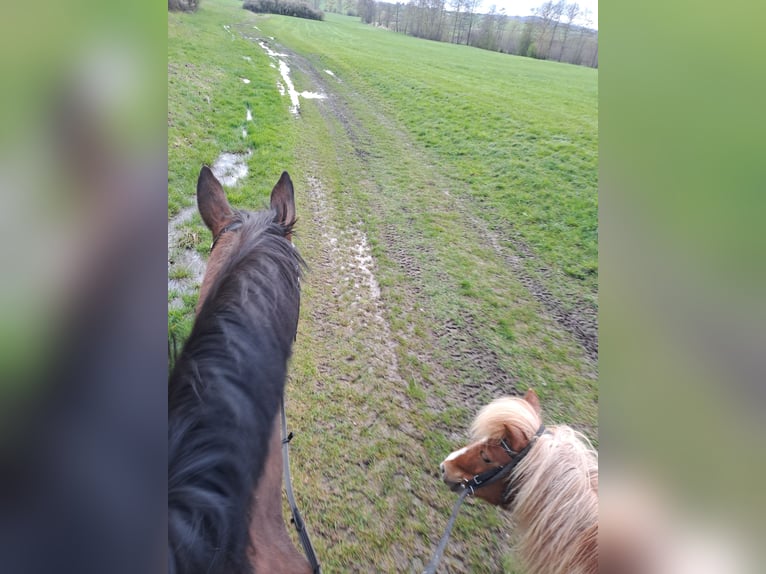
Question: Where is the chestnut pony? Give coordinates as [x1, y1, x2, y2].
[440, 390, 598, 574]
[168, 167, 310, 574]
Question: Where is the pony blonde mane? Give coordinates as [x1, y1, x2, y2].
[471, 396, 541, 443]
[471, 396, 598, 574]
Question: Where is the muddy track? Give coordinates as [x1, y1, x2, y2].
[276, 35, 597, 364]
[275, 42, 530, 400]
[234, 26, 595, 571]
[237, 29, 526, 572]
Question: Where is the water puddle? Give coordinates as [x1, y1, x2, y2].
[257, 41, 326, 116]
[257, 40, 287, 59]
[350, 228, 381, 300]
[211, 150, 251, 187]
[167, 206, 206, 307]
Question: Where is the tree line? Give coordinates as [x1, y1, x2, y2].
[335, 0, 598, 68]
[244, 0, 325, 20]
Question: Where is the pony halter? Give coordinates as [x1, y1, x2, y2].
[422, 423, 546, 574]
[461, 423, 546, 495]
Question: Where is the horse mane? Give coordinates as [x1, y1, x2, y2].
[472, 396, 599, 574]
[168, 211, 303, 574]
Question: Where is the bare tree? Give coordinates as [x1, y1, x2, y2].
[573, 8, 592, 64]
[557, 2, 580, 61]
[464, 0, 481, 45]
[544, 0, 566, 59]
[493, 7, 507, 51]
[531, 1, 554, 58]
[394, 2, 402, 32]
[359, 0, 377, 23]
[517, 18, 535, 56]
[450, 0, 464, 43]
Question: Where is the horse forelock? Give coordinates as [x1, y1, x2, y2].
[470, 396, 541, 442]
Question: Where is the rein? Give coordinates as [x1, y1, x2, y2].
[421, 423, 546, 574]
[281, 403, 322, 574]
[210, 220, 243, 251]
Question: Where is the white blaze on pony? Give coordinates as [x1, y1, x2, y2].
[443, 446, 467, 462]
[440, 389, 598, 574]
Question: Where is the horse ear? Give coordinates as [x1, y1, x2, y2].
[523, 389, 541, 414]
[197, 165, 234, 236]
[270, 171, 296, 228]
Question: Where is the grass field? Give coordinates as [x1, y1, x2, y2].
[169, 1, 597, 571]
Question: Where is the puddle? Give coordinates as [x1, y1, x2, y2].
[257, 41, 326, 116]
[211, 150, 251, 187]
[167, 206, 206, 307]
[278, 61, 300, 114]
[168, 250, 206, 298]
[257, 40, 287, 59]
[350, 228, 381, 300]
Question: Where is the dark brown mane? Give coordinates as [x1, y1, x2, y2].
[168, 212, 304, 574]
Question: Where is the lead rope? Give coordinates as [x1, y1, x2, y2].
[422, 424, 546, 573]
[281, 402, 322, 574]
[421, 487, 471, 574]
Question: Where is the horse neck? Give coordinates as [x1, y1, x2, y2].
[506, 427, 599, 574]
[247, 412, 312, 574]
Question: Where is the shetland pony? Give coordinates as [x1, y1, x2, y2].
[440, 390, 598, 574]
[168, 166, 310, 574]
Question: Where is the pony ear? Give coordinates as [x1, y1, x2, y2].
[503, 424, 529, 452]
[197, 165, 234, 236]
[270, 171, 296, 228]
[523, 389, 541, 414]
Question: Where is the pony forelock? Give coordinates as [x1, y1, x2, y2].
[470, 396, 541, 442]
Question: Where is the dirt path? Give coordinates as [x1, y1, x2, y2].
[230, 24, 596, 572]
[282, 35, 597, 363]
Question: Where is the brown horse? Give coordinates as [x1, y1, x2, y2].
[169, 166, 311, 574]
[440, 390, 598, 574]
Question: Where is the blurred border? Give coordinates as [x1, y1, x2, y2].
[602, 1, 765, 571]
[0, 2, 166, 573]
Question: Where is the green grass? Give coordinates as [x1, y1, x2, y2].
[169, 2, 597, 571]
[168, 0, 299, 338]
[255, 13, 598, 302]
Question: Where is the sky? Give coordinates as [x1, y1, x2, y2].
[479, 0, 598, 29]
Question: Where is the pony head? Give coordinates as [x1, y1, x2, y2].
[440, 389, 542, 505]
